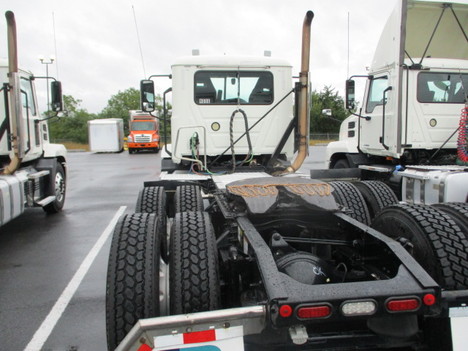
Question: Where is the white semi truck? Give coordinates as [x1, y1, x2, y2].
[106, 4, 468, 351]
[0, 11, 66, 226]
[325, 0, 468, 205]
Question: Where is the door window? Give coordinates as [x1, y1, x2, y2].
[20, 77, 37, 116]
[366, 76, 388, 113]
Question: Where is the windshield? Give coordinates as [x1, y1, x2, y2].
[417, 72, 468, 103]
[131, 121, 156, 131]
[194, 71, 273, 105]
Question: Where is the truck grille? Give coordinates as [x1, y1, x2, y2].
[135, 134, 151, 142]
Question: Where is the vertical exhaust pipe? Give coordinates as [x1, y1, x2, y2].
[6, 11, 18, 73]
[3, 11, 24, 175]
[286, 10, 314, 173]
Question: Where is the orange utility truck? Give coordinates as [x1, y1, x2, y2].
[127, 110, 160, 154]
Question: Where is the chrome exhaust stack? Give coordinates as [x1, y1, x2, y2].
[286, 10, 313, 174]
[3, 11, 24, 175]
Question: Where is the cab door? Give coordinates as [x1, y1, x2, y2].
[359, 74, 396, 157]
[20, 75, 42, 162]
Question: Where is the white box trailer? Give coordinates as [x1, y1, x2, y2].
[88, 118, 124, 153]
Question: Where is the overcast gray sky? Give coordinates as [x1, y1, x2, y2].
[2, 0, 407, 113]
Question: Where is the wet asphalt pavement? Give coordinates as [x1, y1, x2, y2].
[0, 147, 327, 351]
[0, 151, 161, 351]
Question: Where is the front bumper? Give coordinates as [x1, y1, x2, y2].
[128, 142, 159, 149]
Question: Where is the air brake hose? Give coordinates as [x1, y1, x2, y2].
[190, 132, 199, 159]
[457, 106, 468, 165]
[229, 109, 252, 173]
[208, 88, 294, 168]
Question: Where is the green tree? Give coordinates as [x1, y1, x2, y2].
[310, 86, 349, 134]
[100, 87, 170, 138]
[100, 88, 141, 132]
[48, 95, 96, 144]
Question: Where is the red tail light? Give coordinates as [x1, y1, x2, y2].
[297, 305, 331, 319]
[386, 298, 420, 312]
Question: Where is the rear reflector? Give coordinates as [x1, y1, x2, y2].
[279, 304, 293, 318]
[297, 305, 331, 319]
[137, 344, 152, 351]
[183, 329, 216, 344]
[423, 293, 436, 306]
[341, 300, 377, 316]
[386, 298, 420, 312]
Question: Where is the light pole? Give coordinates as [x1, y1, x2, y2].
[39, 56, 54, 114]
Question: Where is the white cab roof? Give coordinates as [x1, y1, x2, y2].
[171, 55, 292, 68]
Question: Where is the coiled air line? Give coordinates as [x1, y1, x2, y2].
[457, 106, 468, 165]
[229, 108, 253, 173]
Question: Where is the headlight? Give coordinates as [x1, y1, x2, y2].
[127, 136, 133, 142]
[153, 137, 159, 142]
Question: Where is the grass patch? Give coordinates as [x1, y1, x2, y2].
[61, 142, 90, 151]
[309, 139, 334, 146]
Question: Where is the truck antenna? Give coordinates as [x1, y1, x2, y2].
[52, 12, 60, 79]
[347, 12, 350, 78]
[131, 5, 147, 78]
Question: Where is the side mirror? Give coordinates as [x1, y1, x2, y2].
[51, 81, 63, 112]
[345, 79, 355, 110]
[140, 79, 155, 112]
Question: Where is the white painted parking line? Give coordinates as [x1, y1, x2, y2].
[23, 206, 126, 351]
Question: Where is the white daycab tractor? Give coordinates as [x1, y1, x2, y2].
[0, 11, 66, 226]
[325, 0, 468, 206]
[106, 7, 468, 351]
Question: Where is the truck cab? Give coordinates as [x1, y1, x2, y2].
[0, 12, 67, 226]
[127, 110, 159, 153]
[327, 0, 468, 169]
[170, 56, 294, 164]
[0, 62, 66, 164]
[140, 55, 297, 172]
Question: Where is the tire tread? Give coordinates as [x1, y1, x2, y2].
[174, 185, 203, 213]
[170, 211, 219, 314]
[330, 181, 371, 225]
[354, 180, 398, 218]
[106, 213, 160, 350]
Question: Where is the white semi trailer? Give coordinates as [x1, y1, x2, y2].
[0, 11, 66, 226]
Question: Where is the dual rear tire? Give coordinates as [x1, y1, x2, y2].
[330, 180, 468, 289]
[329, 180, 397, 224]
[372, 204, 468, 289]
[106, 185, 219, 350]
[170, 211, 220, 314]
[106, 213, 161, 350]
